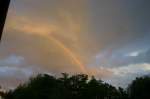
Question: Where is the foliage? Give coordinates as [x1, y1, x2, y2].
[5, 73, 150, 99]
[127, 76, 150, 99]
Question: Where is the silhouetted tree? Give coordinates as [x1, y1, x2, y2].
[127, 76, 150, 99]
[118, 87, 129, 99]
[4, 73, 129, 99]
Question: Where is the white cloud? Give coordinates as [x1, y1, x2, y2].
[126, 51, 140, 57]
[103, 63, 150, 88]
[125, 49, 148, 57]
[112, 63, 150, 76]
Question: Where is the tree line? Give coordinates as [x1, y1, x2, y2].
[1, 73, 150, 99]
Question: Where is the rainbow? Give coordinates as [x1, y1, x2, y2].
[48, 35, 87, 73]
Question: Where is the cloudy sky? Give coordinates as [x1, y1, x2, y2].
[1, 0, 150, 89]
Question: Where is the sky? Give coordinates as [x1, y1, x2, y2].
[1, 0, 150, 90]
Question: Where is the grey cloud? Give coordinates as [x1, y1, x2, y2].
[1, 29, 81, 72]
[0, 66, 33, 90]
[0, 55, 24, 66]
[93, 47, 150, 67]
[103, 63, 150, 88]
[88, 0, 150, 53]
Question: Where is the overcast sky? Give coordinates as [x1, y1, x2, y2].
[0, 0, 150, 89]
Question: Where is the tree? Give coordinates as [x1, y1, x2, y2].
[118, 87, 129, 99]
[4, 73, 129, 99]
[127, 76, 150, 99]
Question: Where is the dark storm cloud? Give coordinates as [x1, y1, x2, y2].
[93, 35, 150, 67]
[88, 0, 150, 52]
[131, 49, 150, 64]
